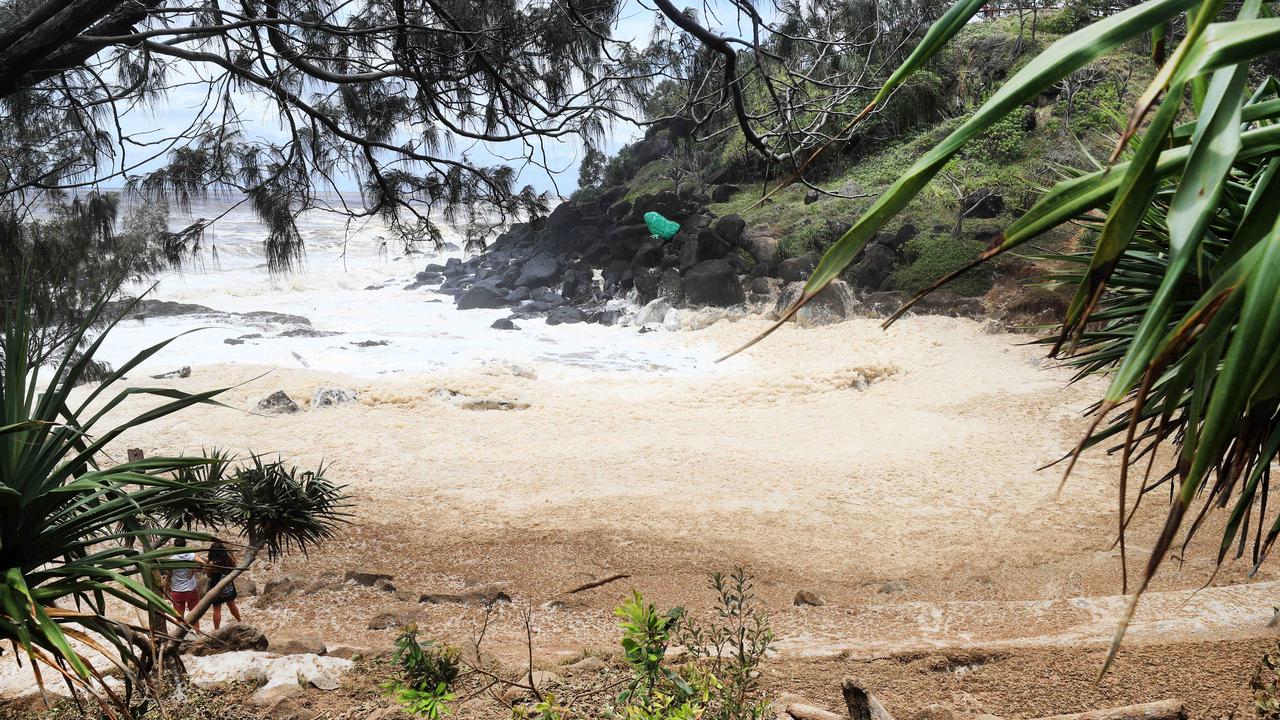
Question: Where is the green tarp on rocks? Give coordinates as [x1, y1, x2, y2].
[644, 211, 680, 240]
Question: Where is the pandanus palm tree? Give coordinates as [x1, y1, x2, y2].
[748, 0, 1280, 672]
[0, 292, 346, 715]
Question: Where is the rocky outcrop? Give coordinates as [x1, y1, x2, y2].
[774, 280, 861, 327]
[311, 387, 357, 409]
[425, 178, 987, 331]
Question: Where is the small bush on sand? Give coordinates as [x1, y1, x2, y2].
[384, 625, 460, 719]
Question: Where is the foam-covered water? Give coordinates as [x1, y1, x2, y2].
[96, 198, 718, 376]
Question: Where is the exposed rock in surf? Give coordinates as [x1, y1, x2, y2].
[546, 306, 586, 325]
[280, 327, 339, 338]
[682, 259, 744, 307]
[311, 387, 358, 408]
[773, 280, 861, 327]
[491, 318, 519, 330]
[258, 391, 301, 414]
[151, 366, 191, 379]
[351, 339, 390, 347]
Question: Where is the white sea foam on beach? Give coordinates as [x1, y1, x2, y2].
[95, 198, 721, 376]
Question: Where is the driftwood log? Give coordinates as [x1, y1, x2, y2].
[786, 703, 847, 720]
[841, 677, 897, 720]
[1028, 700, 1186, 720]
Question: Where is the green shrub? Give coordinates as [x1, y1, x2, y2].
[777, 222, 828, 259]
[677, 568, 774, 720]
[384, 626, 460, 719]
[889, 233, 993, 297]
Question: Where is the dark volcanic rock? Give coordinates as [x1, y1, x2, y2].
[258, 391, 301, 414]
[695, 228, 731, 262]
[546, 306, 586, 325]
[633, 267, 663, 303]
[715, 215, 746, 246]
[775, 280, 861, 327]
[456, 285, 510, 310]
[682, 259, 744, 307]
[711, 184, 740, 203]
[852, 243, 897, 291]
[963, 188, 1005, 218]
[491, 318, 519, 330]
[778, 254, 819, 282]
[607, 199, 633, 221]
[560, 261, 594, 301]
[631, 238, 665, 269]
[515, 253, 562, 288]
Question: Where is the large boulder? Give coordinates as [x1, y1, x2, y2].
[634, 298, 673, 326]
[852, 243, 897, 291]
[738, 228, 780, 266]
[778, 254, 819, 282]
[607, 224, 652, 259]
[963, 188, 1005, 218]
[633, 267, 663, 303]
[515, 253, 562, 288]
[456, 285, 509, 310]
[774, 280, 861, 327]
[546, 306, 586, 325]
[682, 260, 745, 307]
[560, 261, 594, 301]
[710, 184, 740, 203]
[312, 387, 358, 409]
[187, 623, 269, 656]
[631, 238, 665, 269]
[695, 229, 731, 262]
[715, 214, 746, 246]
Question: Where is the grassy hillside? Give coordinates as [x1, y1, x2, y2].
[596, 9, 1156, 301]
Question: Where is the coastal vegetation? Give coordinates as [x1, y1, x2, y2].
[0, 291, 348, 712]
[6, 0, 1280, 716]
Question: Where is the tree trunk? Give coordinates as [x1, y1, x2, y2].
[841, 677, 896, 720]
[158, 542, 262, 668]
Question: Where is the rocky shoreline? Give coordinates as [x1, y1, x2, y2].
[419, 187, 989, 332]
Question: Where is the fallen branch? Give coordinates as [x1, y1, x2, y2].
[1029, 700, 1185, 720]
[787, 703, 847, 720]
[564, 573, 630, 594]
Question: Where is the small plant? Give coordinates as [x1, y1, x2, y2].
[513, 692, 568, 720]
[385, 625, 461, 719]
[612, 591, 705, 720]
[679, 569, 774, 720]
[1256, 645, 1280, 719]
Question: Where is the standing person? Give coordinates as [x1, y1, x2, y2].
[167, 538, 200, 631]
[206, 540, 242, 630]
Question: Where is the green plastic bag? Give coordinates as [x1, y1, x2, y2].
[644, 211, 680, 241]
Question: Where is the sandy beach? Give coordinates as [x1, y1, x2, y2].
[77, 315, 1273, 658]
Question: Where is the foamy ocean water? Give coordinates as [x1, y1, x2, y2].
[96, 198, 720, 376]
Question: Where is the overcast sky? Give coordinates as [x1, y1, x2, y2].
[114, 1, 770, 197]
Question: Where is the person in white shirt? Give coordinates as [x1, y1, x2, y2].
[167, 538, 201, 630]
